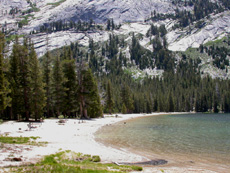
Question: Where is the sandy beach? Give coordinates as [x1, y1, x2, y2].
[0, 113, 217, 172]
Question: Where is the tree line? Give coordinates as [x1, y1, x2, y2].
[100, 58, 230, 114]
[30, 18, 120, 35]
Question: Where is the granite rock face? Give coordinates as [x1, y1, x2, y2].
[1, 0, 230, 68]
[168, 11, 230, 51]
[0, 0, 176, 27]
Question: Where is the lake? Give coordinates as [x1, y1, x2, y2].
[96, 113, 230, 171]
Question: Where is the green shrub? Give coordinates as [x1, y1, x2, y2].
[92, 155, 101, 162]
[131, 165, 143, 171]
[42, 155, 57, 165]
[58, 115, 64, 119]
[18, 19, 29, 28]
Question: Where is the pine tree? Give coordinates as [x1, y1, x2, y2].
[106, 19, 111, 30]
[122, 103, 127, 114]
[153, 97, 158, 112]
[51, 56, 66, 117]
[105, 80, 114, 114]
[213, 93, 219, 113]
[157, 94, 163, 112]
[0, 32, 11, 116]
[29, 42, 46, 121]
[121, 85, 134, 113]
[79, 68, 102, 118]
[10, 37, 30, 121]
[20, 38, 31, 121]
[77, 61, 89, 119]
[9, 37, 23, 120]
[43, 37, 52, 117]
[167, 91, 174, 112]
[146, 96, 152, 113]
[111, 18, 115, 30]
[62, 59, 78, 117]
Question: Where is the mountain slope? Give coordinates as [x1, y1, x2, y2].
[168, 11, 230, 51]
[0, 0, 177, 32]
[1, 0, 230, 79]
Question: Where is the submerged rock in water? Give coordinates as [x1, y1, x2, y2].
[118, 159, 168, 166]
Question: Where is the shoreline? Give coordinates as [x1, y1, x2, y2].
[0, 112, 218, 172]
[95, 113, 225, 173]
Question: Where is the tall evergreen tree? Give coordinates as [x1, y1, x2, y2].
[105, 80, 114, 114]
[213, 93, 219, 113]
[20, 38, 31, 121]
[62, 59, 78, 117]
[9, 37, 23, 120]
[51, 56, 66, 117]
[121, 103, 127, 114]
[86, 72, 103, 118]
[0, 32, 11, 116]
[77, 61, 89, 119]
[121, 85, 134, 113]
[43, 37, 52, 117]
[10, 37, 30, 121]
[106, 19, 111, 30]
[78, 65, 102, 119]
[167, 91, 174, 112]
[29, 42, 46, 121]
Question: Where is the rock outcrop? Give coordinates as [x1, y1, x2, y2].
[168, 11, 230, 51]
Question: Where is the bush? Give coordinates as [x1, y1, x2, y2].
[58, 115, 64, 119]
[131, 165, 143, 171]
[42, 155, 58, 165]
[92, 155, 101, 162]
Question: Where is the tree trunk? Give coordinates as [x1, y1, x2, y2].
[80, 98, 83, 118]
[109, 107, 112, 115]
[9, 107, 13, 120]
[24, 87, 29, 121]
[35, 100, 37, 121]
[80, 96, 89, 119]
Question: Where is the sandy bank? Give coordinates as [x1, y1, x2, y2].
[0, 113, 216, 172]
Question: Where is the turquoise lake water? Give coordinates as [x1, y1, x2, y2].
[96, 113, 230, 170]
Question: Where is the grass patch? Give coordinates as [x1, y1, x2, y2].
[47, 0, 66, 7]
[22, 7, 40, 15]
[204, 36, 227, 46]
[5, 151, 142, 173]
[20, 14, 34, 19]
[6, 35, 24, 42]
[0, 136, 30, 144]
[0, 136, 47, 146]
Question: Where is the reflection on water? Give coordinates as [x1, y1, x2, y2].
[96, 114, 230, 171]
